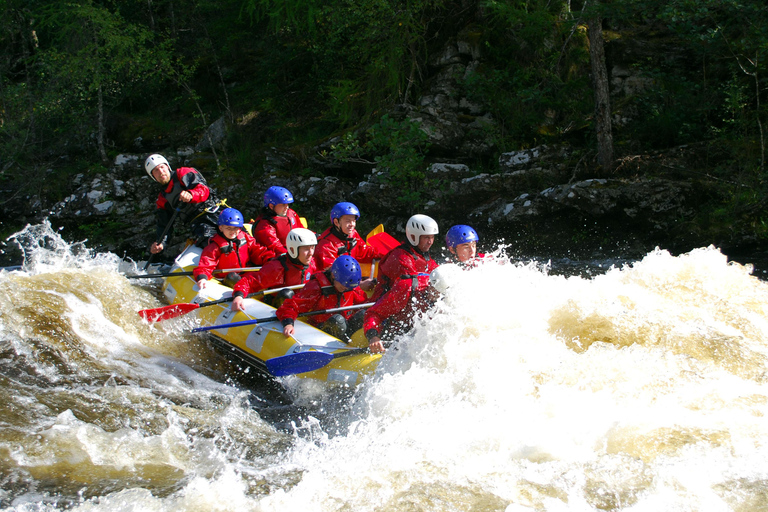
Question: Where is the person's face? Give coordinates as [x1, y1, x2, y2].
[271, 203, 289, 216]
[451, 241, 477, 262]
[334, 215, 357, 236]
[417, 234, 434, 253]
[219, 225, 240, 240]
[151, 163, 172, 185]
[296, 244, 315, 265]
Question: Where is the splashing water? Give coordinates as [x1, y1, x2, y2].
[2, 224, 768, 511]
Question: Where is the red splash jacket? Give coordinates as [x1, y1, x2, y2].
[194, 230, 275, 282]
[276, 271, 369, 328]
[364, 274, 434, 340]
[372, 243, 439, 299]
[313, 227, 384, 271]
[155, 167, 218, 240]
[232, 254, 316, 298]
[252, 207, 302, 255]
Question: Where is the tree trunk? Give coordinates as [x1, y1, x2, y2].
[587, 16, 613, 170]
[97, 83, 109, 165]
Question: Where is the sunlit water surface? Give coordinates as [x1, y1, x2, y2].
[1, 222, 768, 512]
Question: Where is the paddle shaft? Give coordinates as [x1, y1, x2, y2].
[191, 302, 373, 333]
[142, 208, 180, 271]
[138, 283, 305, 322]
[196, 283, 304, 307]
[127, 266, 261, 279]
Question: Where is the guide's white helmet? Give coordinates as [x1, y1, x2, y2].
[144, 154, 170, 180]
[405, 214, 439, 246]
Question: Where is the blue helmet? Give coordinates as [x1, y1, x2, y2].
[218, 208, 244, 227]
[330, 202, 360, 223]
[445, 225, 479, 249]
[331, 255, 362, 289]
[263, 186, 294, 207]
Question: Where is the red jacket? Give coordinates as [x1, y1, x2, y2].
[313, 226, 384, 271]
[154, 167, 219, 241]
[252, 207, 302, 255]
[372, 243, 439, 299]
[232, 254, 316, 298]
[194, 230, 275, 281]
[276, 271, 369, 327]
[364, 275, 434, 340]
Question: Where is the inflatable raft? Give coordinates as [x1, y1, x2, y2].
[160, 244, 382, 385]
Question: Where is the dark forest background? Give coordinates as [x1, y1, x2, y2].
[1, 0, 767, 261]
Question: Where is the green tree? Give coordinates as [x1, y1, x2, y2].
[243, 0, 462, 125]
[654, 0, 768, 173]
[35, 0, 169, 163]
[467, 0, 593, 149]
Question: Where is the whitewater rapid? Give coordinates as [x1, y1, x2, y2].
[2, 223, 768, 511]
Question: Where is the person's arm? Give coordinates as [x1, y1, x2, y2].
[177, 167, 210, 204]
[253, 220, 287, 255]
[246, 235, 276, 266]
[276, 283, 320, 336]
[378, 247, 414, 282]
[363, 309, 386, 354]
[231, 272, 256, 311]
[194, 243, 220, 288]
[363, 294, 388, 353]
[364, 279, 413, 353]
[352, 287, 370, 305]
[351, 232, 383, 262]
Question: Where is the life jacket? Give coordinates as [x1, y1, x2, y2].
[372, 243, 437, 299]
[314, 226, 359, 271]
[156, 167, 219, 225]
[252, 207, 301, 254]
[232, 255, 315, 299]
[194, 230, 250, 281]
[275, 254, 313, 285]
[276, 270, 367, 326]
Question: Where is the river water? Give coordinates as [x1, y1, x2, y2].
[2, 222, 768, 511]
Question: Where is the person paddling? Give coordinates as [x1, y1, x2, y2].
[251, 186, 302, 255]
[372, 214, 440, 300]
[276, 255, 372, 340]
[230, 228, 317, 311]
[145, 153, 221, 256]
[194, 208, 275, 289]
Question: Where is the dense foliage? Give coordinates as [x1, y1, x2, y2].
[1, 0, 766, 213]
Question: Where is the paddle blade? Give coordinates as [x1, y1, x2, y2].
[368, 231, 400, 255]
[366, 224, 385, 240]
[138, 302, 200, 322]
[266, 351, 334, 377]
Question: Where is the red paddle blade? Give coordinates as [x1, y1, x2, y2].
[368, 232, 400, 254]
[138, 302, 200, 322]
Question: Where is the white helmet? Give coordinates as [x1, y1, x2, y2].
[144, 154, 170, 180]
[405, 214, 439, 246]
[286, 228, 317, 259]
